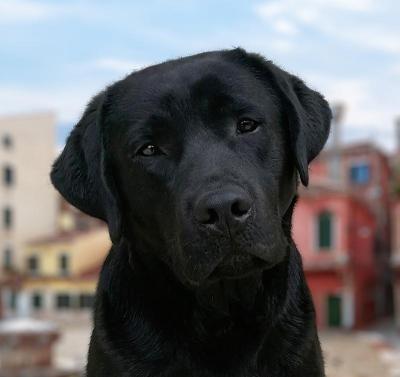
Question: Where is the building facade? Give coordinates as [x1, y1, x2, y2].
[293, 142, 392, 328]
[0, 113, 59, 316]
[293, 185, 377, 328]
[391, 200, 400, 328]
[3, 226, 110, 320]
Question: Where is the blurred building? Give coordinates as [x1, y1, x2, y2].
[4, 223, 110, 320]
[0, 317, 60, 376]
[390, 118, 400, 329]
[0, 113, 58, 317]
[294, 142, 392, 328]
[391, 201, 400, 328]
[294, 184, 377, 328]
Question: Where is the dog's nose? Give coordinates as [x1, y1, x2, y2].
[194, 190, 252, 230]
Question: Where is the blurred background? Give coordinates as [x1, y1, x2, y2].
[0, 1, 399, 376]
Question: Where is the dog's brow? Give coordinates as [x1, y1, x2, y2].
[230, 98, 260, 112]
[124, 113, 178, 150]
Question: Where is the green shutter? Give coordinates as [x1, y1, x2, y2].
[327, 295, 342, 327]
[318, 212, 332, 249]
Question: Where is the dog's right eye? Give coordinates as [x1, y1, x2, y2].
[137, 144, 162, 157]
[236, 118, 259, 134]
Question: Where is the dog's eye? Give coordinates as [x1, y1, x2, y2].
[237, 118, 259, 134]
[137, 144, 161, 156]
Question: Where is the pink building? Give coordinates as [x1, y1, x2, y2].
[390, 143, 400, 329]
[293, 142, 392, 328]
[293, 185, 376, 328]
[391, 200, 400, 328]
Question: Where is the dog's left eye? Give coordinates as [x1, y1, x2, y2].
[137, 144, 162, 157]
[237, 118, 259, 134]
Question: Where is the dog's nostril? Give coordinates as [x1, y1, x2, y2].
[195, 206, 219, 225]
[231, 199, 251, 218]
[204, 209, 219, 225]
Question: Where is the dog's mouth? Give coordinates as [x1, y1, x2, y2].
[207, 253, 270, 281]
[177, 234, 288, 287]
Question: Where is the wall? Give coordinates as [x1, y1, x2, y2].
[0, 113, 58, 270]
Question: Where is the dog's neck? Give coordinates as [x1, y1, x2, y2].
[100, 205, 295, 335]
[95, 234, 314, 376]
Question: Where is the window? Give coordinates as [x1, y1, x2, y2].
[3, 166, 14, 186]
[59, 253, 70, 276]
[317, 211, 333, 250]
[27, 255, 39, 275]
[350, 163, 370, 185]
[31, 292, 43, 310]
[3, 247, 13, 270]
[3, 207, 13, 229]
[55, 294, 71, 309]
[79, 294, 95, 309]
[9, 291, 17, 310]
[2, 134, 12, 149]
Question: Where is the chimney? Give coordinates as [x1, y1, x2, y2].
[330, 103, 345, 181]
[396, 117, 400, 152]
[331, 103, 345, 148]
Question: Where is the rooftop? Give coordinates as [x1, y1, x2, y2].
[27, 225, 108, 246]
[0, 317, 57, 334]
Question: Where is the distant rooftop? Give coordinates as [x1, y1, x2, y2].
[0, 111, 56, 121]
[27, 225, 108, 246]
[0, 317, 57, 334]
[321, 141, 387, 158]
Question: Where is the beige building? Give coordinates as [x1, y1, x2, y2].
[0, 112, 58, 268]
[0, 112, 58, 313]
[15, 226, 110, 321]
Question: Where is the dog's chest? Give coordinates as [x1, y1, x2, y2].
[159, 368, 262, 377]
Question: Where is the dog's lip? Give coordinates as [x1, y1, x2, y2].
[207, 253, 270, 281]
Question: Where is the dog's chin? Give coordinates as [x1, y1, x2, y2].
[179, 251, 284, 289]
[175, 237, 289, 289]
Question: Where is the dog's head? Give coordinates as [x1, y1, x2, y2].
[51, 49, 331, 288]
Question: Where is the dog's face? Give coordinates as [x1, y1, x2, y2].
[51, 49, 331, 288]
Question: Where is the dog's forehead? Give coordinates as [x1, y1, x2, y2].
[135, 53, 244, 87]
[116, 55, 267, 112]
[106, 53, 278, 141]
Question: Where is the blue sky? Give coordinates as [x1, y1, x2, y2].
[0, 0, 399, 149]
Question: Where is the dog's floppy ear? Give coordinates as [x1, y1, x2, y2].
[231, 49, 332, 186]
[50, 91, 121, 242]
[275, 72, 332, 186]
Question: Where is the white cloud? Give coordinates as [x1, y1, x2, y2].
[255, 0, 376, 19]
[254, 0, 400, 54]
[272, 19, 298, 35]
[314, 20, 400, 54]
[0, 58, 149, 126]
[0, 0, 98, 24]
[0, 84, 105, 124]
[93, 58, 149, 74]
[0, 0, 61, 23]
[390, 63, 400, 76]
[268, 39, 295, 54]
[255, 2, 289, 19]
[303, 74, 399, 149]
[312, 0, 377, 12]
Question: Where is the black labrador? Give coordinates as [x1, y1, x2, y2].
[51, 48, 331, 377]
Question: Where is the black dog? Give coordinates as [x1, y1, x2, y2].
[51, 48, 331, 377]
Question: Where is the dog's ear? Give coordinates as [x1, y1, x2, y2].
[276, 73, 332, 186]
[50, 91, 121, 242]
[230, 49, 332, 186]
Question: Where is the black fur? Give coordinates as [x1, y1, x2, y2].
[51, 48, 331, 377]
